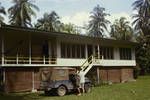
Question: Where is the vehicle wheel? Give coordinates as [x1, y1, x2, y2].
[84, 83, 91, 93]
[57, 85, 67, 96]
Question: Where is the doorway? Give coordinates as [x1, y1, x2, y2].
[42, 41, 49, 64]
[87, 45, 93, 58]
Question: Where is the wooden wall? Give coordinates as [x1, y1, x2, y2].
[99, 67, 133, 83]
[4, 68, 40, 93]
[3, 66, 133, 92]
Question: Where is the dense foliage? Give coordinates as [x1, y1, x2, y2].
[132, 0, 150, 36]
[132, 0, 150, 74]
[0, 2, 6, 24]
[110, 17, 133, 41]
[35, 11, 61, 32]
[8, 0, 39, 27]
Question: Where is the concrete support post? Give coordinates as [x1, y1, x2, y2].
[132, 48, 135, 60]
[97, 45, 100, 59]
[43, 55, 45, 64]
[16, 53, 19, 64]
[1, 33, 5, 89]
[32, 71, 37, 92]
[48, 41, 51, 64]
[114, 47, 120, 60]
[56, 39, 61, 58]
[93, 45, 95, 57]
[85, 44, 88, 58]
[1, 33, 4, 65]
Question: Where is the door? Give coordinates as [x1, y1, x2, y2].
[43, 41, 49, 64]
[87, 45, 93, 63]
[87, 45, 93, 58]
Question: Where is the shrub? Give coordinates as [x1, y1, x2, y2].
[133, 65, 140, 79]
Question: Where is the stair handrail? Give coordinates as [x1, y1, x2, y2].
[79, 54, 104, 75]
[80, 55, 94, 70]
[80, 54, 103, 69]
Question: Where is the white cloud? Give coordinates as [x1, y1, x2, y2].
[106, 12, 132, 24]
[61, 12, 90, 34]
[61, 12, 132, 27]
[61, 12, 90, 27]
[60, 12, 133, 35]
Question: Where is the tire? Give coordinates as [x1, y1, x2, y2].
[57, 85, 67, 96]
[84, 83, 91, 93]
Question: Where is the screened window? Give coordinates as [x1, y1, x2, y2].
[119, 48, 132, 60]
[61, 44, 66, 58]
[81, 45, 85, 58]
[72, 45, 76, 58]
[77, 45, 80, 58]
[67, 44, 71, 58]
[99, 46, 114, 59]
[61, 43, 85, 58]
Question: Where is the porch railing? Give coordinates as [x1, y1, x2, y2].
[2, 56, 57, 64]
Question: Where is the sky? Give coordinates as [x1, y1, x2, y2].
[0, 0, 134, 33]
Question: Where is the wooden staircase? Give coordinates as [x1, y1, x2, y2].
[79, 55, 101, 75]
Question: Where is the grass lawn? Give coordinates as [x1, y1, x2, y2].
[1, 76, 150, 100]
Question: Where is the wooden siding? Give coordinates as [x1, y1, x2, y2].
[3, 67, 134, 92]
[5, 68, 32, 92]
[99, 67, 133, 83]
[121, 68, 133, 82]
[4, 68, 41, 93]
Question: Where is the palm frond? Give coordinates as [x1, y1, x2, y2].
[8, 0, 39, 27]
[88, 4, 110, 37]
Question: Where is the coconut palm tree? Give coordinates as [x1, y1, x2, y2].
[132, 0, 150, 35]
[88, 5, 110, 37]
[132, 0, 150, 74]
[35, 11, 62, 32]
[0, 2, 6, 23]
[110, 17, 133, 41]
[8, 0, 39, 27]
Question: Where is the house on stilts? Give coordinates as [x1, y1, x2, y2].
[0, 24, 137, 93]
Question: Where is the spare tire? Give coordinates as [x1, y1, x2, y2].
[57, 85, 67, 96]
